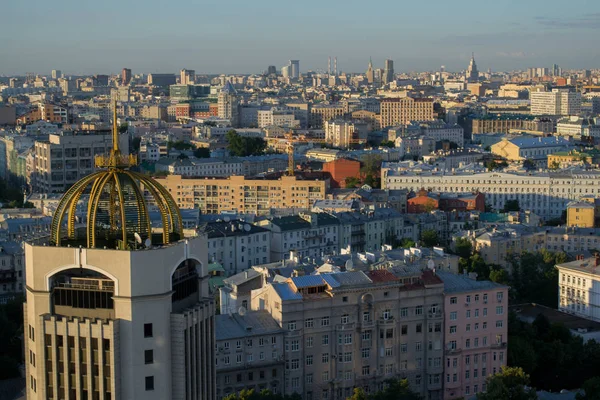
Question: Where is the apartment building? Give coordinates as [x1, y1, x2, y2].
[266, 212, 340, 262]
[383, 165, 600, 219]
[16, 102, 68, 125]
[335, 209, 405, 253]
[156, 174, 329, 215]
[556, 116, 600, 139]
[545, 227, 600, 254]
[411, 120, 464, 148]
[215, 311, 286, 398]
[324, 120, 369, 149]
[473, 226, 546, 268]
[556, 256, 600, 322]
[471, 115, 553, 135]
[251, 269, 446, 400]
[309, 104, 346, 128]
[203, 219, 271, 274]
[0, 241, 24, 296]
[380, 98, 434, 128]
[30, 130, 129, 192]
[438, 271, 508, 400]
[530, 89, 581, 116]
[257, 109, 300, 128]
[155, 157, 244, 177]
[566, 201, 595, 228]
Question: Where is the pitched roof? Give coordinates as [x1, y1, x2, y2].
[436, 271, 506, 293]
[215, 310, 284, 340]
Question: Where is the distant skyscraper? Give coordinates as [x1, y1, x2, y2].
[266, 65, 277, 75]
[218, 81, 239, 127]
[289, 60, 300, 79]
[180, 69, 195, 85]
[466, 53, 479, 83]
[366, 57, 374, 84]
[281, 65, 290, 79]
[384, 59, 394, 84]
[121, 68, 132, 85]
[51, 69, 61, 79]
[552, 64, 561, 77]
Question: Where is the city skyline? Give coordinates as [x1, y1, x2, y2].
[2, 0, 600, 75]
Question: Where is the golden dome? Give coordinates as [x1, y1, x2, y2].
[50, 102, 182, 249]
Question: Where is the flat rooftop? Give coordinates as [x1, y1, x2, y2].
[511, 303, 600, 333]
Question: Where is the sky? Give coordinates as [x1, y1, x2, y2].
[2, 0, 600, 76]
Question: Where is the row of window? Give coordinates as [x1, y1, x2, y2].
[450, 292, 503, 304]
[449, 306, 503, 320]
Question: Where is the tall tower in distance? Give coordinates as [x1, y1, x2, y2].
[121, 68, 132, 85]
[289, 60, 300, 79]
[180, 69, 195, 85]
[366, 57, 374, 84]
[23, 104, 216, 400]
[384, 59, 394, 84]
[218, 81, 239, 127]
[51, 70, 62, 80]
[466, 53, 479, 83]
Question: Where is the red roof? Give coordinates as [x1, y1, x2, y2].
[367, 270, 399, 283]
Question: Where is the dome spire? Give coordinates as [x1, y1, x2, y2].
[112, 98, 120, 154]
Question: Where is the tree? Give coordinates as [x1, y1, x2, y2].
[194, 147, 211, 158]
[226, 130, 266, 157]
[420, 229, 439, 247]
[489, 267, 509, 284]
[503, 199, 520, 212]
[477, 366, 538, 400]
[345, 177, 361, 188]
[549, 160, 561, 170]
[577, 377, 600, 400]
[360, 154, 382, 188]
[168, 140, 194, 151]
[131, 137, 142, 153]
[370, 378, 422, 400]
[523, 159, 536, 170]
[454, 237, 473, 259]
[397, 238, 416, 249]
[380, 140, 395, 148]
[348, 388, 369, 400]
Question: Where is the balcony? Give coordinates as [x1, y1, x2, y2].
[491, 342, 507, 349]
[378, 317, 394, 325]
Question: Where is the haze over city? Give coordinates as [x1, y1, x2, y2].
[2, 0, 600, 75]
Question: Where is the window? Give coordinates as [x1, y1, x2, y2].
[305, 318, 314, 328]
[247, 353, 253, 362]
[466, 339, 471, 348]
[385, 347, 393, 356]
[415, 305, 423, 315]
[466, 324, 471, 332]
[236, 340, 242, 349]
[306, 337, 314, 347]
[400, 307, 408, 317]
[343, 296, 348, 302]
[322, 371, 329, 381]
[291, 340, 299, 351]
[465, 370, 470, 379]
[259, 338, 265, 346]
[401, 325, 408, 335]
[363, 311, 371, 322]
[321, 317, 330, 327]
[496, 320, 503, 328]
[144, 350, 153, 364]
[466, 295, 471, 303]
[344, 333, 352, 344]
[450, 311, 457, 320]
[475, 294, 480, 302]
[290, 359, 300, 370]
[475, 309, 479, 318]
[224, 356, 230, 365]
[362, 331, 371, 341]
[362, 348, 371, 358]
[416, 323, 423, 333]
[322, 334, 329, 345]
[288, 321, 297, 330]
[465, 355, 470, 365]
[145, 376, 154, 391]
[341, 314, 349, 324]
[306, 355, 313, 366]
[237, 354, 242, 364]
[322, 353, 329, 363]
[362, 365, 370, 376]
[416, 341, 422, 351]
[383, 309, 392, 320]
[247, 339, 253, 347]
[466, 310, 471, 318]
[144, 323, 153, 338]
[400, 343, 407, 353]
[497, 292, 504, 302]
[292, 377, 299, 388]
[450, 341, 457, 350]
[483, 308, 488, 317]
[475, 323, 479, 331]
[450, 297, 457, 304]
[260, 352, 265, 360]
[483, 294, 488, 303]
[450, 326, 457, 334]
[272, 336, 277, 345]
[496, 306, 504, 315]
[306, 374, 313, 384]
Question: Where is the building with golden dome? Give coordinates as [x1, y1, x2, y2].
[24, 104, 216, 400]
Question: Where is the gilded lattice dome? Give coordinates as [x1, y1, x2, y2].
[50, 103, 182, 249]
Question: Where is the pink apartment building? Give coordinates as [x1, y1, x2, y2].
[437, 272, 508, 400]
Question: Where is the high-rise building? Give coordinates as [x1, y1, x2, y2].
[289, 60, 300, 79]
[266, 65, 277, 75]
[217, 81, 239, 127]
[148, 73, 177, 87]
[379, 97, 435, 127]
[281, 65, 290, 79]
[366, 57, 374, 84]
[23, 106, 216, 399]
[51, 70, 62, 80]
[530, 88, 582, 116]
[121, 68, 132, 85]
[384, 59, 394, 84]
[466, 53, 479, 83]
[180, 69, 195, 85]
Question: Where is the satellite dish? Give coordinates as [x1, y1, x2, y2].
[134, 232, 142, 244]
[144, 238, 152, 248]
[345, 259, 354, 271]
[427, 259, 435, 270]
[238, 306, 247, 316]
[224, 216, 231, 222]
[244, 224, 251, 232]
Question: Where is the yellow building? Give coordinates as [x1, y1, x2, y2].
[156, 174, 329, 215]
[380, 97, 434, 128]
[566, 201, 595, 228]
[548, 151, 597, 169]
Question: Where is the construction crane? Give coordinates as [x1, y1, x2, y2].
[283, 131, 366, 176]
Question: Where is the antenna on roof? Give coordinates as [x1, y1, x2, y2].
[144, 238, 152, 248]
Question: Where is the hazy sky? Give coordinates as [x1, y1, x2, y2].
[2, 0, 599, 76]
